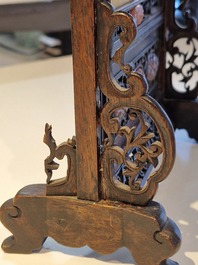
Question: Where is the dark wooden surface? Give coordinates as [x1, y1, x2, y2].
[161, 0, 198, 141]
[164, 99, 198, 141]
[71, 0, 99, 201]
[43, 124, 77, 196]
[97, 0, 176, 205]
[1, 184, 181, 265]
[0, 1, 182, 264]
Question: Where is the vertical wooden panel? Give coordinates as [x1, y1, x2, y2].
[70, 0, 99, 201]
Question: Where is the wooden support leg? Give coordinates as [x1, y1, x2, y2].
[1, 185, 47, 253]
[1, 184, 181, 264]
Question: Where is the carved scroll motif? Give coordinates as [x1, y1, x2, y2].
[97, 0, 175, 206]
[43, 123, 77, 196]
[165, 0, 198, 99]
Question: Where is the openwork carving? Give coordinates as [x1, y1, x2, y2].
[0, 2, 181, 264]
[112, 0, 162, 32]
[166, 37, 198, 93]
[165, 0, 198, 99]
[105, 109, 163, 192]
[44, 123, 77, 196]
[97, 0, 175, 205]
[111, 0, 163, 97]
[116, 47, 160, 93]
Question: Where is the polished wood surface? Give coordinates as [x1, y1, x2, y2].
[1, 184, 181, 265]
[71, 0, 99, 201]
[0, 1, 182, 264]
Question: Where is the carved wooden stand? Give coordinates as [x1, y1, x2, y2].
[1, 1, 181, 265]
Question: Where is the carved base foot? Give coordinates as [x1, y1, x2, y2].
[1, 235, 47, 254]
[1, 187, 47, 254]
[1, 184, 181, 264]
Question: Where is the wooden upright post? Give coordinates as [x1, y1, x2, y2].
[70, 0, 99, 201]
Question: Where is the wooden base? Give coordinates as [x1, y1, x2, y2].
[1, 184, 181, 265]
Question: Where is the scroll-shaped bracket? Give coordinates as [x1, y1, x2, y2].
[43, 123, 77, 196]
[97, 0, 175, 206]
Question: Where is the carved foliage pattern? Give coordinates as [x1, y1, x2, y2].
[97, 0, 175, 205]
[165, 0, 198, 99]
[107, 109, 163, 191]
[166, 37, 198, 94]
